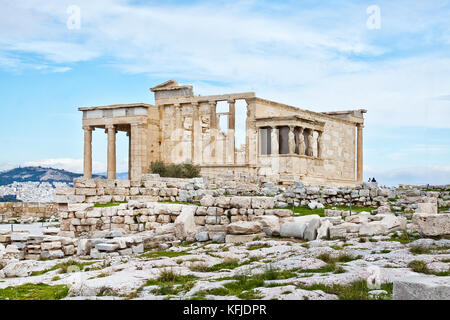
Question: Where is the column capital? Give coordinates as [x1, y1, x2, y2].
[208, 100, 217, 106]
[82, 125, 93, 131]
[227, 99, 236, 105]
[356, 123, 364, 129]
[191, 101, 199, 107]
[105, 124, 116, 130]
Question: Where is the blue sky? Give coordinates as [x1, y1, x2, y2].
[0, 0, 449, 186]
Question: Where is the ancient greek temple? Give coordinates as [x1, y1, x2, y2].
[79, 80, 365, 186]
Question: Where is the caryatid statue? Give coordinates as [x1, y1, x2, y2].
[298, 128, 306, 155]
[271, 127, 279, 154]
[288, 126, 296, 154]
[307, 130, 314, 157]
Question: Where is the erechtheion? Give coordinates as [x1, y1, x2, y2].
[79, 80, 366, 186]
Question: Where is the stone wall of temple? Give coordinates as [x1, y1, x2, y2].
[0, 202, 57, 221]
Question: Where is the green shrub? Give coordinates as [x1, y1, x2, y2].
[150, 161, 201, 178]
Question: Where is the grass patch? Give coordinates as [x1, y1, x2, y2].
[193, 266, 297, 300]
[143, 269, 197, 296]
[140, 250, 191, 259]
[248, 244, 271, 251]
[297, 280, 393, 300]
[0, 283, 69, 300]
[409, 246, 431, 255]
[388, 231, 421, 244]
[317, 253, 362, 264]
[287, 205, 376, 217]
[408, 260, 450, 276]
[93, 201, 127, 208]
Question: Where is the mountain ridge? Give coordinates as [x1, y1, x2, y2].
[0, 166, 111, 186]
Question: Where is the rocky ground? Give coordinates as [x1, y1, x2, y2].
[0, 230, 449, 300]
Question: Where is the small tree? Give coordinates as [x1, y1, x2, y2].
[149, 161, 201, 178]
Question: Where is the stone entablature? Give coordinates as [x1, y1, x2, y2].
[78, 80, 366, 186]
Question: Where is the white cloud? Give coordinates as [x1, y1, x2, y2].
[365, 164, 450, 186]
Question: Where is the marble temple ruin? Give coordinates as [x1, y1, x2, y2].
[80, 80, 366, 186]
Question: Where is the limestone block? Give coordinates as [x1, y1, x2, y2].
[416, 203, 438, 214]
[253, 215, 280, 236]
[230, 196, 252, 209]
[74, 178, 96, 188]
[393, 275, 450, 300]
[329, 225, 347, 239]
[345, 212, 370, 224]
[11, 233, 29, 242]
[359, 222, 388, 236]
[75, 188, 97, 196]
[195, 232, 209, 242]
[41, 241, 62, 251]
[340, 222, 361, 233]
[412, 213, 450, 236]
[212, 232, 226, 243]
[63, 245, 75, 255]
[96, 243, 119, 252]
[227, 221, 262, 235]
[174, 206, 197, 239]
[215, 196, 231, 208]
[317, 219, 332, 240]
[207, 207, 223, 216]
[225, 233, 266, 244]
[252, 197, 274, 209]
[200, 195, 215, 207]
[304, 217, 321, 241]
[280, 222, 307, 239]
[2, 261, 34, 278]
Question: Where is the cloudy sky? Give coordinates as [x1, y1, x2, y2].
[0, 0, 449, 186]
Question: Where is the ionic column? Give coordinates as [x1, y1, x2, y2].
[209, 101, 218, 163]
[288, 126, 296, 155]
[227, 99, 236, 164]
[271, 126, 279, 155]
[317, 131, 323, 158]
[83, 126, 93, 179]
[192, 102, 201, 165]
[357, 124, 364, 182]
[106, 125, 116, 180]
[244, 98, 257, 166]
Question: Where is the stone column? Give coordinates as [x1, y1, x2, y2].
[227, 99, 236, 164]
[106, 125, 116, 180]
[83, 126, 93, 179]
[192, 102, 201, 165]
[209, 101, 218, 163]
[288, 126, 296, 155]
[130, 122, 148, 181]
[127, 130, 131, 179]
[245, 98, 257, 166]
[271, 126, 279, 155]
[317, 131, 323, 158]
[357, 124, 364, 182]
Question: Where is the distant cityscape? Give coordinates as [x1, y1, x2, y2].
[0, 166, 128, 202]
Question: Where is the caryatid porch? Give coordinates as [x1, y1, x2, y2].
[79, 103, 152, 181]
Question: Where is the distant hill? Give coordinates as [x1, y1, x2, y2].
[0, 166, 127, 186]
[0, 166, 91, 186]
